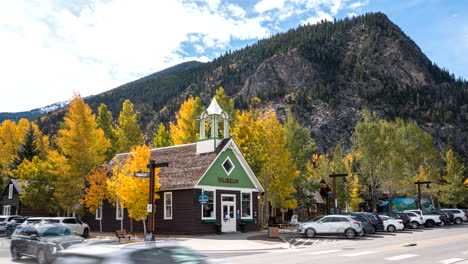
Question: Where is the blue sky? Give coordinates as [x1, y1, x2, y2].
[0, 0, 466, 112]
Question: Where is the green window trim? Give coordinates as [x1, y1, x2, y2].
[241, 219, 254, 222]
[202, 219, 217, 223]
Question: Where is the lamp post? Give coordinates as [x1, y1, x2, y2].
[328, 173, 348, 214]
[146, 160, 168, 241]
[414, 180, 431, 210]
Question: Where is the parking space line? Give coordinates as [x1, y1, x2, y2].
[440, 258, 466, 264]
[306, 249, 342, 255]
[340, 251, 376, 257]
[384, 254, 419, 261]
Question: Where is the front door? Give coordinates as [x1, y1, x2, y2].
[221, 195, 236, 232]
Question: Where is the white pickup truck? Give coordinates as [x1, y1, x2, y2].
[404, 210, 442, 227]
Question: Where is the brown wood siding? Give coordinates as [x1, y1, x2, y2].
[155, 189, 195, 235]
[1, 188, 21, 215]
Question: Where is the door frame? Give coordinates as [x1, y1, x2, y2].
[221, 194, 236, 232]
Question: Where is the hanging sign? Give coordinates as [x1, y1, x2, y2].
[198, 194, 209, 204]
[147, 204, 153, 213]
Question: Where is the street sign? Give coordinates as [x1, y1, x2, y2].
[147, 204, 153, 213]
[134, 172, 150, 178]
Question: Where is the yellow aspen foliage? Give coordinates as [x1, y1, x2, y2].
[170, 96, 204, 145]
[107, 145, 161, 221]
[32, 123, 49, 159]
[82, 166, 109, 214]
[57, 93, 110, 179]
[0, 118, 30, 175]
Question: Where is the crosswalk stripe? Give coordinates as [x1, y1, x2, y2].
[384, 254, 419, 261]
[306, 249, 342, 255]
[440, 258, 465, 264]
[341, 251, 376, 257]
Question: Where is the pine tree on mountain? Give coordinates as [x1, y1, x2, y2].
[11, 125, 40, 170]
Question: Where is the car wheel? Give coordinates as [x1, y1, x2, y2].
[37, 248, 48, 264]
[455, 218, 463, 225]
[411, 221, 419, 229]
[305, 228, 315, 238]
[345, 229, 355, 239]
[425, 220, 434, 228]
[358, 230, 364, 237]
[11, 246, 21, 261]
[370, 226, 376, 234]
[82, 228, 89, 238]
[387, 225, 396, 232]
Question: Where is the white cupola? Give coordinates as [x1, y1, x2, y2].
[196, 98, 231, 154]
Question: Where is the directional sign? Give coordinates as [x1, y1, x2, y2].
[134, 172, 150, 178]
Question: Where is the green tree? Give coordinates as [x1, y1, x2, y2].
[153, 123, 173, 148]
[11, 125, 40, 170]
[116, 100, 144, 153]
[97, 104, 117, 160]
[439, 149, 467, 207]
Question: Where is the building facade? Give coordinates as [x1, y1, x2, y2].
[83, 98, 264, 234]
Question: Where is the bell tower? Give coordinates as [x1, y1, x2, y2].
[196, 98, 231, 154]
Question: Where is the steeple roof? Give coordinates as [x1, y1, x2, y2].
[206, 98, 223, 115]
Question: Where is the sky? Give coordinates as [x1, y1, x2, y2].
[0, 0, 467, 112]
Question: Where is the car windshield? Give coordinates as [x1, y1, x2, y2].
[0, 217, 6, 222]
[37, 226, 72, 237]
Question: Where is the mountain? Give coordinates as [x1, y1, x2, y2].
[18, 12, 468, 159]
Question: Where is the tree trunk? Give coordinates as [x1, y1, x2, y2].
[143, 219, 147, 235]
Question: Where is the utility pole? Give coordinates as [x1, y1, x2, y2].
[329, 173, 348, 214]
[146, 160, 168, 241]
[414, 180, 431, 210]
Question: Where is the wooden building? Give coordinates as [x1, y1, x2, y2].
[0, 179, 52, 217]
[83, 98, 264, 234]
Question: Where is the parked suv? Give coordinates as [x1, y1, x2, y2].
[441, 209, 468, 224]
[43, 217, 90, 238]
[5, 216, 27, 238]
[0, 215, 22, 235]
[360, 213, 385, 231]
[297, 215, 363, 239]
[340, 213, 376, 234]
[10, 224, 84, 264]
[404, 210, 442, 227]
[402, 211, 424, 229]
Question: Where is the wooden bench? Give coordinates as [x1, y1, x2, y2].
[115, 230, 132, 242]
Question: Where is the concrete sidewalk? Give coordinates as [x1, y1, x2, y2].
[88, 229, 292, 251]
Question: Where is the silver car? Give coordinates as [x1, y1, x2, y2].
[297, 215, 363, 239]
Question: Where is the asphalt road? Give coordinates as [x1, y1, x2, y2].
[203, 223, 468, 264]
[0, 223, 467, 264]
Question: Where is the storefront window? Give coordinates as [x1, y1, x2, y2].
[202, 190, 215, 219]
[241, 193, 252, 218]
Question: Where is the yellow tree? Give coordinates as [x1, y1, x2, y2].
[170, 96, 204, 145]
[0, 118, 30, 176]
[82, 165, 109, 231]
[54, 93, 110, 213]
[107, 145, 160, 233]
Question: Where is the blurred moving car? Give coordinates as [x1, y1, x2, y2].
[440, 209, 468, 224]
[379, 215, 405, 232]
[10, 224, 85, 264]
[21, 217, 47, 226]
[297, 215, 363, 239]
[43, 217, 90, 238]
[54, 242, 219, 264]
[0, 215, 22, 236]
[5, 216, 27, 238]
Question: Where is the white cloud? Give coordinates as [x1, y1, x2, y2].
[0, 0, 370, 112]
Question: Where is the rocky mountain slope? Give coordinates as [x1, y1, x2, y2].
[11, 12, 468, 160]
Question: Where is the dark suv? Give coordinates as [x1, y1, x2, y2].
[10, 224, 84, 264]
[360, 213, 385, 231]
[340, 213, 376, 234]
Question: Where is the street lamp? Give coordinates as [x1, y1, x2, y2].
[329, 173, 348, 214]
[414, 180, 431, 210]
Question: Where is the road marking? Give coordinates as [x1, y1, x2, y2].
[385, 254, 419, 261]
[341, 251, 376, 257]
[374, 235, 468, 253]
[440, 258, 465, 264]
[306, 249, 341, 255]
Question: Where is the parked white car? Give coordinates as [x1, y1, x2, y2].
[404, 210, 441, 227]
[379, 215, 405, 232]
[404, 212, 424, 229]
[297, 215, 363, 239]
[441, 209, 468, 224]
[43, 217, 90, 238]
